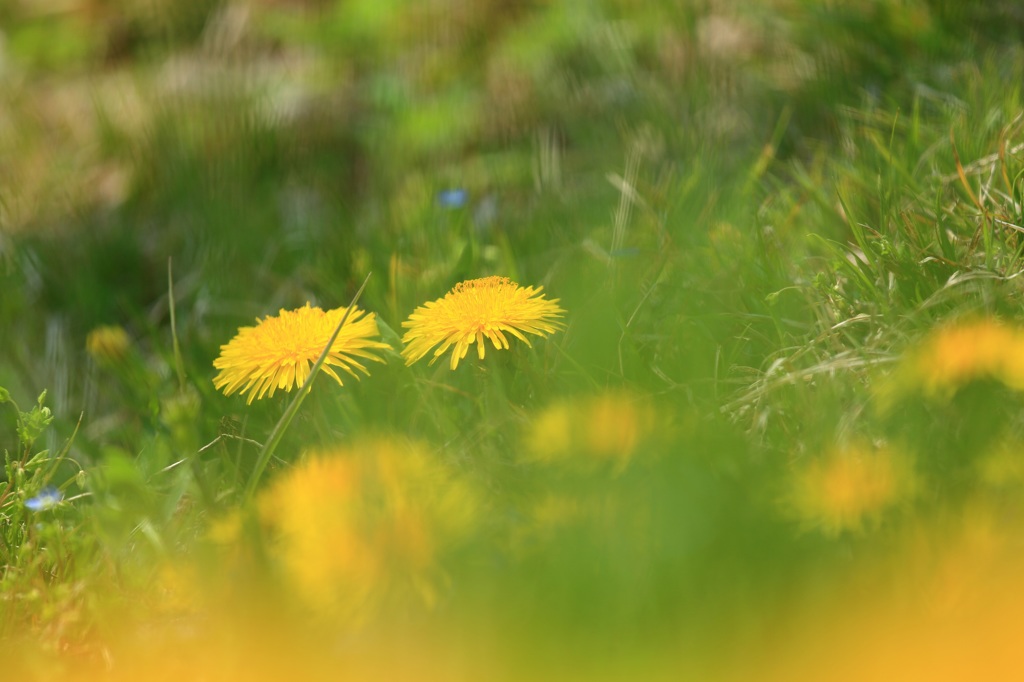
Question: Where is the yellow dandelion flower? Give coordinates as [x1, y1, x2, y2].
[729, 504, 1024, 682]
[258, 437, 480, 620]
[583, 392, 651, 463]
[213, 303, 389, 404]
[401, 276, 565, 370]
[524, 391, 660, 472]
[786, 442, 914, 536]
[878, 319, 1024, 409]
[86, 324, 131, 364]
[917, 319, 1020, 395]
[526, 402, 575, 460]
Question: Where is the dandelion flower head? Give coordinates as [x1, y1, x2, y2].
[525, 391, 660, 473]
[86, 325, 131, 364]
[213, 303, 389, 404]
[401, 276, 565, 370]
[258, 438, 480, 619]
[878, 319, 1024, 410]
[916, 319, 1024, 394]
[785, 442, 914, 536]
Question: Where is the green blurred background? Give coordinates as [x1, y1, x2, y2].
[5, 1, 1024, 679]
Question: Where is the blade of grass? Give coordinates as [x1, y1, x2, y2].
[168, 257, 187, 391]
[243, 272, 372, 503]
[805, 233, 876, 297]
[743, 105, 790, 196]
[836, 190, 879, 281]
[951, 127, 983, 211]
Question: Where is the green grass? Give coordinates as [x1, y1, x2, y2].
[4, 1, 1024, 679]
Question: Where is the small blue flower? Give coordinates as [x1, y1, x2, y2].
[437, 188, 469, 209]
[25, 486, 62, 512]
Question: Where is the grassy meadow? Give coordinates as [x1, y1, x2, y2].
[4, 0, 1024, 679]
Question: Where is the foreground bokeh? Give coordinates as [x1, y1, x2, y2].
[5, 1, 1024, 680]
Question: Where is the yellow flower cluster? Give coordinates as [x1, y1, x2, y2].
[212, 276, 565, 401]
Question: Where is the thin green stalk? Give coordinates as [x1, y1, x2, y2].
[168, 258, 187, 391]
[243, 273, 372, 503]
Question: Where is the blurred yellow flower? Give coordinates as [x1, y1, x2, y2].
[739, 502, 1024, 682]
[584, 392, 648, 461]
[401, 276, 565, 370]
[786, 442, 914, 536]
[525, 391, 660, 472]
[213, 303, 389, 404]
[258, 437, 480, 620]
[207, 510, 244, 545]
[918, 319, 1024, 393]
[880, 318, 1024, 407]
[527, 402, 575, 458]
[86, 325, 131, 364]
